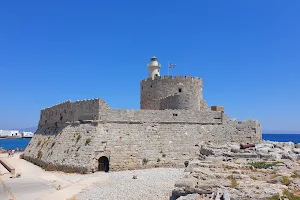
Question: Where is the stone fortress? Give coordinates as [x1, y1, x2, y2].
[23, 56, 262, 173]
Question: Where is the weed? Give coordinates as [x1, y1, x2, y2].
[85, 138, 91, 145]
[250, 176, 258, 180]
[282, 176, 292, 186]
[227, 175, 233, 180]
[248, 161, 283, 169]
[37, 140, 41, 147]
[267, 194, 282, 200]
[142, 158, 148, 165]
[223, 165, 235, 170]
[157, 158, 160, 162]
[76, 135, 81, 143]
[38, 151, 43, 159]
[162, 154, 166, 158]
[230, 179, 238, 188]
[283, 189, 300, 200]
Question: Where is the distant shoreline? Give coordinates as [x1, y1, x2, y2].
[263, 133, 300, 134]
[0, 137, 32, 139]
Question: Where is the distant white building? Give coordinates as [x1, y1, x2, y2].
[0, 130, 21, 137]
[21, 131, 34, 138]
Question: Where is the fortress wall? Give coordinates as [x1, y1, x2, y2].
[72, 99, 108, 121]
[159, 94, 201, 110]
[236, 120, 262, 143]
[39, 99, 109, 127]
[98, 109, 223, 124]
[140, 76, 203, 110]
[39, 101, 73, 127]
[24, 113, 261, 173]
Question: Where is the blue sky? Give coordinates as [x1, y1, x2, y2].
[0, 1, 299, 132]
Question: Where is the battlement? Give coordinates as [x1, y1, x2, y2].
[39, 98, 109, 127]
[140, 75, 202, 83]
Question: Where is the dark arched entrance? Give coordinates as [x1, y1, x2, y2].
[98, 156, 109, 172]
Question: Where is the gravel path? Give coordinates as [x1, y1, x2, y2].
[75, 168, 184, 200]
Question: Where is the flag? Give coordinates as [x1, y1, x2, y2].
[168, 62, 176, 68]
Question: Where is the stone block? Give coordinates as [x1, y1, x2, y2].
[211, 106, 224, 112]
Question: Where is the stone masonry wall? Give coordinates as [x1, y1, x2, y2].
[24, 106, 262, 173]
[39, 99, 109, 128]
[159, 94, 201, 110]
[140, 76, 203, 110]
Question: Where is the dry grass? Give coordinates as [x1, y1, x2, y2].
[223, 165, 236, 170]
[230, 179, 238, 188]
[282, 176, 292, 186]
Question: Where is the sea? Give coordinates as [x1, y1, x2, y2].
[0, 134, 299, 150]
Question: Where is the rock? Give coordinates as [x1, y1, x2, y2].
[267, 176, 283, 184]
[223, 152, 259, 158]
[258, 153, 276, 160]
[268, 152, 282, 160]
[174, 177, 198, 188]
[294, 170, 300, 177]
[16, 173, 21, 178]
[176, 193, 200, 200]
[132, 175, 137, 179]
[293, 148, 300, 154]
[256, 147, 270, 154]
[200, 145, 215, 156]
[295, 143, 300, 148]
[282, 152, 297, 161]
[222, 189, 230, 200]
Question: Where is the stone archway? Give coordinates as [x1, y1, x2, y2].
[98, 156, 109, 172]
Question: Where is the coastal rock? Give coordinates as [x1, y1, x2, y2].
[293, 148, 300, 154]
[200, 145, 215, 156]
[176, 193, 200, 200]
[282, 152, 297, 161]
[174, 177, 198, 188]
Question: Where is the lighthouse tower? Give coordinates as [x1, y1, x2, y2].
[147, 56, 161, 79]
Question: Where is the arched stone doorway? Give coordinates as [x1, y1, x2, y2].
[98, 156, 109, 172]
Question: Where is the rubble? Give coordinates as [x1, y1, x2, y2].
[172, 141, 300, 199]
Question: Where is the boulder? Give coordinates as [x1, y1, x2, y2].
[176, 193, 200, 200]
[282, 152, 297, 161]
[256, 147, 270, 154]
[267, 176, 283, 184]
[174, 177, 198, 188]
[268, 152, 282, 160]
[222, 189, 230, 200]
[200, 145, 215, 156]
[293, 148, 300, 154]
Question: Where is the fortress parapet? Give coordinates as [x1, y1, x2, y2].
[39, 98, 109, 128]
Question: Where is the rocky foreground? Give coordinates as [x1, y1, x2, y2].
[172, 141, 300, 200]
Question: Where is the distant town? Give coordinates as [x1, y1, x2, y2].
[0, 129, 34, 138]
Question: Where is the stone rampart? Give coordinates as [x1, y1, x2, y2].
[39, 99, 109, 128]
[98, 109, 222, 124]
[24, 101, 262, 173]
[140, 76, 203, 110]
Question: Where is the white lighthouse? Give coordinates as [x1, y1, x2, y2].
[147, 56, 161, 79]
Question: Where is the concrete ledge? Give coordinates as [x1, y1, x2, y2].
[0, 158, 15, 175]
